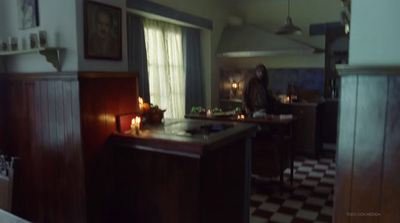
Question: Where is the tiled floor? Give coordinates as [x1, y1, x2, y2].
[250, 155, 335, 223]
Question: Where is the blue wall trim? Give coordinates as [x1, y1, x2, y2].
[309, 22, 343, 36]
[126, 0, 212, 30]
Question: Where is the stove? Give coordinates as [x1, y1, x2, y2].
[185, 123, 234, 136]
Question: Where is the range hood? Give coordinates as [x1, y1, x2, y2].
[216, 25, 316, 58]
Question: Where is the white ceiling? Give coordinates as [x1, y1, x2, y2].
[218, 0, 345, 49]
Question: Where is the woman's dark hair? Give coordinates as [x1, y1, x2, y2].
[255, 64, 269, 89]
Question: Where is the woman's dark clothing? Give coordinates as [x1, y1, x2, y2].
[242, 76, 277, 116]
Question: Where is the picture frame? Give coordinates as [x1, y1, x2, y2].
[39, 30, 48, 48]
[30, 33, 39, 49]
[9, 37, 18, 51]
[84, 1, 122, 60]
[1, 39, 10, 52]
[17, 0, 39, 30]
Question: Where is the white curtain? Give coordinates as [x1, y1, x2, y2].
[143, 18, 185, 119]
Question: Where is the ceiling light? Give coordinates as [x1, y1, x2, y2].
[275, 0, 302, 35]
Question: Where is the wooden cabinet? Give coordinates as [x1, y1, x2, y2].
[323, 99, 338, 144]
[220, 99, 241, 111]
[283, 103, 324, 158]
[110, 119, 255, 223]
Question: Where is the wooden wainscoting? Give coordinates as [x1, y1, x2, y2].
[334, 66, 400, 223]
[0, 72, 86, 222]
[0, 71, 139, 223]
[78, 72, 139, 223]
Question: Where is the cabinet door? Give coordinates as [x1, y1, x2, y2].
[291, 106, 317, 157]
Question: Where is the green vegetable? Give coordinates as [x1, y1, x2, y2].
[211, 107, 222, 113]
[234, 107, 242, 115]
[191, 106, 205, 114]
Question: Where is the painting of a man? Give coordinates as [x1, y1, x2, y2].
[85, 2, 121, 60]
[17, 0, 39, 29]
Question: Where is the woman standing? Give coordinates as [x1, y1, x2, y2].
[242, 64, 277, 116]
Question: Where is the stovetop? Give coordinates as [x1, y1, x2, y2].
[185, 123, 234, 136]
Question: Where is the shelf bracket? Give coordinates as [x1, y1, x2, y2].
[39, 48, 61, 72]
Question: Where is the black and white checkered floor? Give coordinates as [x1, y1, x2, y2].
[250, 156, 335, 223]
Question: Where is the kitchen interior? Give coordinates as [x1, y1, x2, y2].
[1, 0, 400, 223]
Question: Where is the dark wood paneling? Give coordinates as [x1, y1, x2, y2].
[201, 139, 247, 223]
[112, 138, 247, 223]
[0, 75, 87, 223]
[0, 81, 7, 154]
[334, 76, 357, 223]
[282, 103, 324, 158]
[114, 146, 200, 223]
[78, 72, 139, 223]
[380, 76, 400, 222]
[0, 71, 139, 223]
[323, 100, 338, 144]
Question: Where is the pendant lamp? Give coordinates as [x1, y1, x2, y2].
[275, 0, 302, 35]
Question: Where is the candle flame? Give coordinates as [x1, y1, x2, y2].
[136, 116, 141, 124]
[138, 97, 143, 105]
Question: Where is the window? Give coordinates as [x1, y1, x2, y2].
[143, 18, 185, 119]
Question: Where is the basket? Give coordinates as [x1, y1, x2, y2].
[145, 109, 166, 124]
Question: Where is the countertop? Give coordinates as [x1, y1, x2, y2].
[0, 208, 30, 223]
[284, 101, 325, 106]
[110, 118, 257, 156]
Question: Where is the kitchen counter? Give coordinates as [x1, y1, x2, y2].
[280, 102, 325, 157]
[0, 208, 30, 223]
[111, 118, 256, 155]
[109, 119, 257, 223]
[286, 101, 324, 106]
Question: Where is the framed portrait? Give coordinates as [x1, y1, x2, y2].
[84, 1, 122, 60]
[17, 0, 39, 29]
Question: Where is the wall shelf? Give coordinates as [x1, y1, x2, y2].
[0, 47, 64, 71]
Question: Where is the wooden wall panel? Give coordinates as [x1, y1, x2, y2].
[0, 74, 86, 223]
[0, 81, 7, 154]
[78, 72, 139, 223]
[32, 81, 45, 221]
[334, 76, 357, 223]
[350, 76, 387, 223]
[335, 66, 400, 223]
[380, 76, 400, 222]
[1, 72, 139, 223]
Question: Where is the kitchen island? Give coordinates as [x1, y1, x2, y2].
[109, 119, 257, 223]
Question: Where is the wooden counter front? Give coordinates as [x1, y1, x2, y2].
[109, 119, 257, 223]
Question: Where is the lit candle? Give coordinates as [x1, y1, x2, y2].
[131, 116, 141, 135]
[135, 116, 141, 129]
[237, 115, 245, 120]
[207, 109, 211, 117]
[232, 82, 237, 89]
[138, 97, 143, 113]
[131, 118, 136, 133]
[283, 96, 290, 104]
